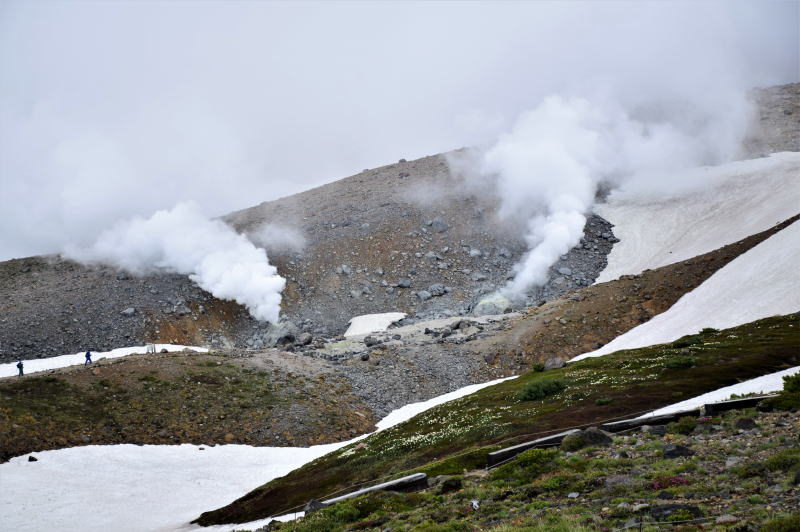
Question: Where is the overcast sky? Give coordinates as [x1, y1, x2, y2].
[0, 0, 797, 261]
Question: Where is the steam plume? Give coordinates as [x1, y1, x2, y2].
[245, 224, 306, 254]
[64, 202, 285, 323]
[474, 92, 752, 300]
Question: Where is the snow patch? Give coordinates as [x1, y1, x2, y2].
[344, 312, 407, 337]
[0, 376, 513, 532]
[639, 366, 799, 418]
[0, 344, 208, 379]
[571, 219, 800, 362]
[596, 152, 800, 283]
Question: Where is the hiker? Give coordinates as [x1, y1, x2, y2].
[17, 360, 23, 376]
[85, 351, 92, 365]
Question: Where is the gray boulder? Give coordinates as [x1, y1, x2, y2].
[296, 332, 313, 346]
[430, 217, 449, 233]
[417, 290, 432, 301]
[428, 284, 446, 297]
[544, 357, 566, 370]
[663, 444, 694, 459]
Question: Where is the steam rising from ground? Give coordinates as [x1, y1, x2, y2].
[64, 203, 285, 323]
[245, 224, 306, 254]
[460, 91, 754, 300]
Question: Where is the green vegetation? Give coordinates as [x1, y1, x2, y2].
[761, 371, 800, 411]
[669, 334, 703, 348]
[517, 378, 566, 401]
[262, 408, 799, 532]
[594, 397, 613, 406]
[783, 372, 800, 393]
[666, 416, 698, 435]
[197, 314, 800, 525]
[664, 356, 697, 369]
[530, 363, 545, 372]
[762, 514, 800, 532]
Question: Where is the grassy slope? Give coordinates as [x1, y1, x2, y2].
[196, 313, 800, 524]
[0, 351, 375, 461]
[268, 407, 800, 532]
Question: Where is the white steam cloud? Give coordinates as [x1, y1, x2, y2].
[64, 203, 285, 323]
[472, 90, 753, 300]
[245, 224, 306, 255]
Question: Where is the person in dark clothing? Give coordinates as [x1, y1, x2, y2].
[85, 351, 92, 365]
[17, 360, 23, 376]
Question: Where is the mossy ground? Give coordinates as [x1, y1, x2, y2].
[0, 350, 374, 460]
[198, 313, 800, 524]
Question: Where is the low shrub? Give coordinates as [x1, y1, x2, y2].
[764, 448, 800, 472]
[594, 397, 614, 406]
[670, 335, 703, 348]
[762, 392, 800, 411]
[531, 363, 545, 372]
[518, 378, 567, 401]
[666, 416, 698, 435]
[664, 356, 697, 369]
[560, 434, 585, 452]
[699, 327, 718, 334]
[783, 372, 800, 393]
[761, 513, 800, 532]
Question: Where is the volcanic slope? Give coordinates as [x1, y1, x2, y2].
[2, 215, 794, 463]
[1, 83, 796, 362]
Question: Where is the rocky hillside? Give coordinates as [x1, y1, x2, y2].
[3, 217, 793, 463]
[0, 83, 796, 363]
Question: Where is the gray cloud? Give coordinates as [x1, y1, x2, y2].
[1, 1, 797, 261]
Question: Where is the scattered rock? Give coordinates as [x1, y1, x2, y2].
[578, 427, 613, 447]
[649, 504, 702, 520]
[604, 475, 635, 488]
[120, 307, 136, 317]
[543, 357, 566, 370]
[642, 425, 667, 437]
[27, 455, 38, 462]
[417, 290, 432, 301]
[428, 284, 446, 297]
[363, 336, 380, 347]
[735, 417, 757, 430]
[663, 444, 694, 459]
[430, 217, 449, 233]
[296, 332, 313, 346]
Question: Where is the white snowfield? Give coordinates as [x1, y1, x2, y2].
[344, 312, 407, 337]
[571, 219, 800, 362]
[0, 376, 513, 532]
[596, 152, 800, 283]
[0, 344, 208, 379]
[640, 366, 799, 418]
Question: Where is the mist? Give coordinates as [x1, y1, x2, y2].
[1, 1, 796, 263]
[1, 1, 796, 319]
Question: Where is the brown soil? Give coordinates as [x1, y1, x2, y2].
[469, 213, 800, 377]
